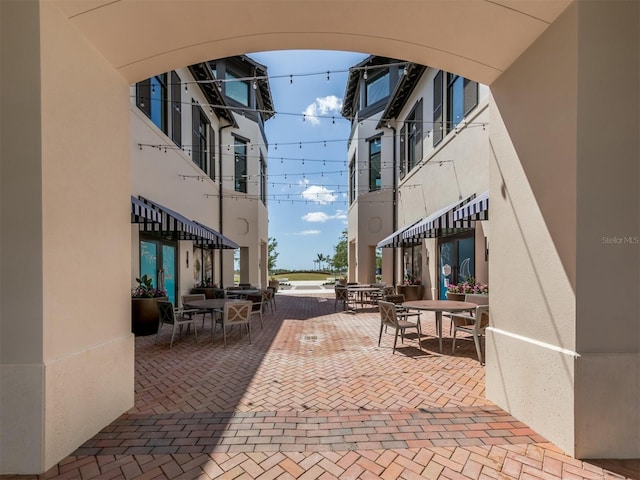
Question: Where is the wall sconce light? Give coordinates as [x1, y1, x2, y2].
[186, 250, 189, 268]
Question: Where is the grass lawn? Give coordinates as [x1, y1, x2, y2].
[271, 272, 336, 281]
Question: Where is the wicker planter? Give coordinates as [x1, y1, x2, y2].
[131, 297, 167, 336]
[445, 292, 466, 301]
[397, 284, 425, 301]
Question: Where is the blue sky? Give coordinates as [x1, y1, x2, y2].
[248, 50, 368, 270]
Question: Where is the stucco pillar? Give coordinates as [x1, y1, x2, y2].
[487, 0, 639, 459]
[0, 2, 134, 473]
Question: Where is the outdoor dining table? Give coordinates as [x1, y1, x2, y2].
[225, 288, 261, 298]
[184, 298, 243, 341]
[402, 300, 476, 353]
[347, 285, 382, 309]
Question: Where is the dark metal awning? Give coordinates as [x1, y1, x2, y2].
[194, 221, 239, 250]
[131, 196, 161, 224]
[138, 197, 219, 242]
[402, 196, 475, 241]
[454, 191, 489, 221]
[376, 219, 422, 248]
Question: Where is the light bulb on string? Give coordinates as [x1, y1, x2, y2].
[326, 71, 330, 81]
[363, 67, 368, 80]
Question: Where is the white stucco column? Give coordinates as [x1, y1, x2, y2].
[487, 1, 639, 459]
[0, 2, 135, 473]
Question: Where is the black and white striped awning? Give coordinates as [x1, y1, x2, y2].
[131, 196, 161, 224]
[194, 221, 240, 250]
[376, 219, 421, 248]
[138, 197, 219, 242]
[453, 191, 489, 221]
[401, 196, 475, 241]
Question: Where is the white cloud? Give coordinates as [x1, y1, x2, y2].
[302, 209, 347, 223]
[296, 229, 321, 235]
[302, 95, 343, 125]
[301, 185, 337, 205]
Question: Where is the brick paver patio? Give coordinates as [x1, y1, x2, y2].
[4, 293, 638, 479]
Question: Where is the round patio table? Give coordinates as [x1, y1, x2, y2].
[347, 286, 382, 309]
[402, 300, 476, 353]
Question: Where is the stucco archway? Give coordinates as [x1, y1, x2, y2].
[1, 0, 638, 473]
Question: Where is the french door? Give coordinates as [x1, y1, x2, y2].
[139, 238, 177, 305]
[438, 235, 474, 299]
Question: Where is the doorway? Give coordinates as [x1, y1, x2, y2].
[140, 237, 178, 305]
[438, 234, 474, 299]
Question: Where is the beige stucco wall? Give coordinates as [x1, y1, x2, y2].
[487, 1, 639, 457]
[1, 2, 134, 472]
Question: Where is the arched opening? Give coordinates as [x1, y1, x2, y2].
[1, 1, 637, 473]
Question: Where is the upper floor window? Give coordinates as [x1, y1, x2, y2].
[365, 70, 389, 107]
[446, 73, 478, 134]
[191, 103, 214, 179]
[402, 99, 423, 174]
[226, 70, 249, 106]
[137, 74, 167, 133]
[136, 72, 182, 147]
[234, 137, 248, 193]
[369, 136, 382, 192]
[349, 156, 356, 205]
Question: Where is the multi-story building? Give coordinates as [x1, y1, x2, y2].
[130, 55, 274, 300]
[343, 56, 490, 299]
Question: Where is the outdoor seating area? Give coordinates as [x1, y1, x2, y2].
[19, 291, 636, 480]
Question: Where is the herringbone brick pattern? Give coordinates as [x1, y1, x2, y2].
[3, 293, 637, 479]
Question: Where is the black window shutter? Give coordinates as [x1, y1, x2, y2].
[399, 124, 407, 178]
[415, 98, 423, 164]
[208, 125, 215, 180]
[191, 103, 200, 168]
[433, 71, 443, 146]
[171, 71, 182, 147]
[136, 80, 151, 118]
[463, 79, 478, 116]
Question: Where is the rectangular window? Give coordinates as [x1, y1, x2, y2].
[404, 99, 423, 173]
[191, 103, 209, 174]
[433, 71, 444, 147]
[447, 74, 478, 133]
[349, 157, 356, 204]
[369, 137, 381, 192]
[365, 70, 389, 107]
[170, 71, 182, 146]
[136, 74, 167, 133]
[226, 70, 249, 106]
[260, 154, 266, 205]
[234, 138, 247, 193]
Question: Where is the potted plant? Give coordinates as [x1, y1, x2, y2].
[397, 274, 424, 300]
[131, 274, 167, 336]
[446, 278, 488, 301]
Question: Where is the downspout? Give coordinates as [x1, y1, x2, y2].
[386, 124, 398, 287]
[218, 122, 234, 285]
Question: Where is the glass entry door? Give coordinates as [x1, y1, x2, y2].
[140, 239, 177, 305]
[438, 236, 474, 299]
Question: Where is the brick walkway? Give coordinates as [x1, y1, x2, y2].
[4, 294, 638, 479]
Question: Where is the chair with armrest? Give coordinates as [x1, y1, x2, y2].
[451, 305, 490, 364]
[378, 301, 422, 354]
[246, 293, 264, 329]
[156, 301, 199, 348]
[181, 293, 210, 327]
[334, 286, 356, 311]
[220, 300, 252, 346]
